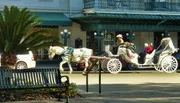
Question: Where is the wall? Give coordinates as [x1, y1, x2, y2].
[0, 0, 84, 14]
[0, 0, 60, 10]
[169, 32, 178, 48]
[70, 0, 84, 12]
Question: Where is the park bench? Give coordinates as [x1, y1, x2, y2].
[0, 68, 70, 103]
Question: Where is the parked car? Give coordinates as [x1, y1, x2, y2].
[0, 51, 36, 69]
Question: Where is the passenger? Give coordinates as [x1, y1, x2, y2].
[126, 42, 136, 53]
[144, 43, 154, 54]
[127, 48, 135, 59]
[139, 43, 150, 63]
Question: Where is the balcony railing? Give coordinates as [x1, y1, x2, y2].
[83, 0, 180, 12]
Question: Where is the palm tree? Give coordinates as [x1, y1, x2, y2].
[0, 6, 62, 68]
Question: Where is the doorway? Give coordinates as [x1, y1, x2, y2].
[154, 32, 163, 48]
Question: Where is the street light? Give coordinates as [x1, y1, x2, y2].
[61, 29, 71, 46]
[126, 32, 135, 42]
[94, 31, 104, 55]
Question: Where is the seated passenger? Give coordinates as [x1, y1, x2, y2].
[144, 43, 154, 54]
[139, 43, 151, 63]
[127, 48, 135, 59]
[125, 42, 136, 53]
[125, 42, 137, 59]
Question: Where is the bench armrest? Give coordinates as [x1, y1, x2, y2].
[61, 76, 70, 86]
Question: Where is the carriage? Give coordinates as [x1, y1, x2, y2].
[48, 36, 178, 74]
[102, 37, 179, 74]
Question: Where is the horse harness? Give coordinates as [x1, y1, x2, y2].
[60, 47, 73, 56]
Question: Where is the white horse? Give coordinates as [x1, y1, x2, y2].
[48, 46, 93, 74]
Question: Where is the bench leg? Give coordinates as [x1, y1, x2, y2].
[65, 87, 69, 103]
[58, 93, 61, 101]
[58, 88, 69, 103]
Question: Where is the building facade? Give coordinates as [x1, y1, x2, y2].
[0, 0, 180, 58]
[73, 0, 180, 54]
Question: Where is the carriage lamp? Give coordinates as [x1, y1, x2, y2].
[61, 29, 71, 46]
[94, 32, 97, 36]
[126, 33, 129, 36]
[162, 32, 170, 38]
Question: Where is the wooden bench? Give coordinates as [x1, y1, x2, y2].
[0, 68, 70, 103]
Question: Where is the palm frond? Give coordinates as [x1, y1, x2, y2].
[0, 6, 63, 53]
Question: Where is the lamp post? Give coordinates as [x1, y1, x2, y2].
[94, 31, 104, 55]
[60, 29, 71, 46]
[126, 31, 135, 42]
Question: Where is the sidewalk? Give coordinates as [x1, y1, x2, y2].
[3, 72, 180, 103]
[3, 83, 180, 103]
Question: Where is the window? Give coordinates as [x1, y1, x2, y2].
[154, 0, 170, 11]
[107, 0, 116, 6]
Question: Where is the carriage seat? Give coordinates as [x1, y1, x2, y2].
[138, 49, 155, 64]
[144, 49, 156, 63]
[145, 49, 156, 59]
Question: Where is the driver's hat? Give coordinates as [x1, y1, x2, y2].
[116, 34, 123, 38]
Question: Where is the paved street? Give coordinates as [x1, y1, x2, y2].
[3, 70, 180, 103]
[66, 70, 180, 103]
[65, 70, 180, 85]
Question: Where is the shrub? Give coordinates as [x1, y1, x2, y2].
[67, 82, 78, 97]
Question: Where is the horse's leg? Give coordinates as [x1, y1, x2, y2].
[67, 61, 73, 74]
[82, 58, 89, 74]
[59, 61, 67, 72]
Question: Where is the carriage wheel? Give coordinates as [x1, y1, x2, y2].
[128, 64, 136, 70]
[101, 58, 110, 72]
[161, 56, 178, 73]
[107, 58, 122, 74]
[154, 65, 163, 72]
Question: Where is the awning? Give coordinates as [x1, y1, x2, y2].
[72, 13, 180, 31]
[80, 23, 180, 32]
[73, 13, 180, 20]
[36, 12, 72, 26]
[93, 13, 180, 20]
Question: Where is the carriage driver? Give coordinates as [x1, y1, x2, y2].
[113, 34, 124, 54]
[115, 34, 136, 59]
[116, 34, 124, 45]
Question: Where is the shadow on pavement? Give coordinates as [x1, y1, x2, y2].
[75, 83, 180, 103]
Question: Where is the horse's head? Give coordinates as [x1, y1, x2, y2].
[48, 46, 66, 60]
[48, 46, 56, 60]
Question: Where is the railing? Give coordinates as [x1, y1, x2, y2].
[83, 0, 180, 12]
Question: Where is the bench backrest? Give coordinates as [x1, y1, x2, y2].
[0, 68, 62, 89]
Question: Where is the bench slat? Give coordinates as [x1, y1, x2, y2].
[0, 68, 70, 103]
[0, 68, 68, 89]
